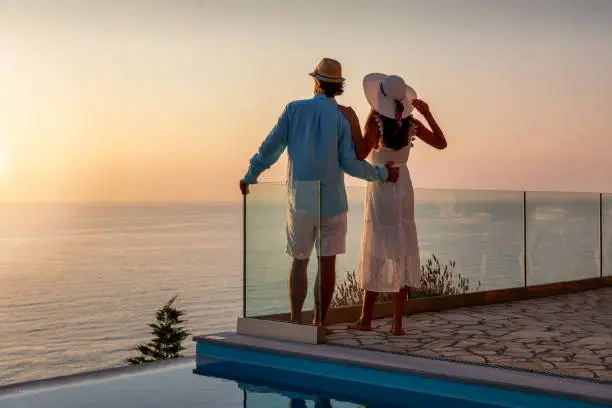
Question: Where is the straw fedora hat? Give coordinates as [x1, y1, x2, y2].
[309, 58, 345, 83]
[363, 73, 417, 119]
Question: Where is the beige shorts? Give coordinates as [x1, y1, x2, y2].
[286, 212, 347, 260]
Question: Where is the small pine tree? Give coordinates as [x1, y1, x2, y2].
[126, 295, 190, 365]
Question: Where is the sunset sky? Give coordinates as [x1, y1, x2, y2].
[1, 0, 611, 202]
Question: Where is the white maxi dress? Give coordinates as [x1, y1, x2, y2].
[357, 121, 421, 292]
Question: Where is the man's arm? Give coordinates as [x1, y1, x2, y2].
[243, 106, 290, 185]
[338, 105, 379, 161]
[338, 118, 396, 182]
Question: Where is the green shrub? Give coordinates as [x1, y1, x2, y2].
[126, 295, 190, 365]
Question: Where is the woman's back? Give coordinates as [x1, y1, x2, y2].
[370, 144, 411, 166]
[369, 113, 415, 167]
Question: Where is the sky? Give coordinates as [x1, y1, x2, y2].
[1, 0, 612, 202]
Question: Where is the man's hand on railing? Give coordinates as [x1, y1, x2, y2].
[240, 180, 250, 195]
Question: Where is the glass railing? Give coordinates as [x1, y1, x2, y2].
[243, 186, 610, 321]
[525, 192, 601, 285]
[337, 187, 524, 306]
[415, 189, 525, 295]
[244, 181, 322, 325]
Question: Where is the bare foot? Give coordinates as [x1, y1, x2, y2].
[390, 321, 405, 335]
[312, 319, 324, 326]
[390, 327, 405, 336]
[347, 320, 372, 331]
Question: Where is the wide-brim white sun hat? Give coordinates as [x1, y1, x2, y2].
[363, 73, 417, 119]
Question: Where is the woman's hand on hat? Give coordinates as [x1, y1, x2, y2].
[412, 99, 430, 116]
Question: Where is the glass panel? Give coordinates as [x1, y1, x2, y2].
[333, 187, 525, 307]
[333, 186, 367, 308]
[603, 194, 612, 276]
[525, 192, 600, 286]
[244, 181, 321, 325]
[414, 189, 525, 297]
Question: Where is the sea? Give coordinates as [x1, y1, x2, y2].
[1, 186, 611, 386]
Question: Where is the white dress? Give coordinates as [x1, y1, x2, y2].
[357, 121, 421, 293]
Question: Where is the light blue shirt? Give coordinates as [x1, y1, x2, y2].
[243, 93, 388, 219]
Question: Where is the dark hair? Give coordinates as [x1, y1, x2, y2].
[316, 79, 344, 97]
[368, 111, 413, 151]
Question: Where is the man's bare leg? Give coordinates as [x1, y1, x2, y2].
[289, 257, 309, 323]
[313, 255, 336, 325]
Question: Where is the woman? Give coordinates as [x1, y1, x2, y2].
[339, 73, 447, 335]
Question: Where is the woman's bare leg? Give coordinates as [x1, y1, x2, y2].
[391, 286, 409, 335]
[348, 290, 378, 331]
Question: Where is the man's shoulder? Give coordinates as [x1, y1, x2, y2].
[286, 97, 317, 111]
[286, 97, 342, 119]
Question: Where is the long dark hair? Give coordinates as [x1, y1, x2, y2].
[367, 111, 413, 151]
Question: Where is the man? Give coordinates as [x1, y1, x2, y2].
[240, 58, 398, 325]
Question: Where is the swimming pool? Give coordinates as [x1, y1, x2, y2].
[0, 359, 480, 408]
[1, 354, 609, 408]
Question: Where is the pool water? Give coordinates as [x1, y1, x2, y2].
[0, 359, 607, 408]
[0, 360, 498, 408]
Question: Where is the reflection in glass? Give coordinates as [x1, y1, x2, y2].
[245, 182, 321, 324]
[415, 189, 525, 295]
[525, 192, 600, 285]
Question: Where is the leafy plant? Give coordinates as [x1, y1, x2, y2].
[416, 254, 480, 297]
[331, 254, 481, 308]
[126, 295, 190, 365]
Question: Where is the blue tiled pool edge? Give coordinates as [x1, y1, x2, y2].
[194, 333, 612, 408]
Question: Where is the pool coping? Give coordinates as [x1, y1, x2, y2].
[194, 332, 612, 406]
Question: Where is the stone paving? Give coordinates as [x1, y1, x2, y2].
[327, 288, 612, 382]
